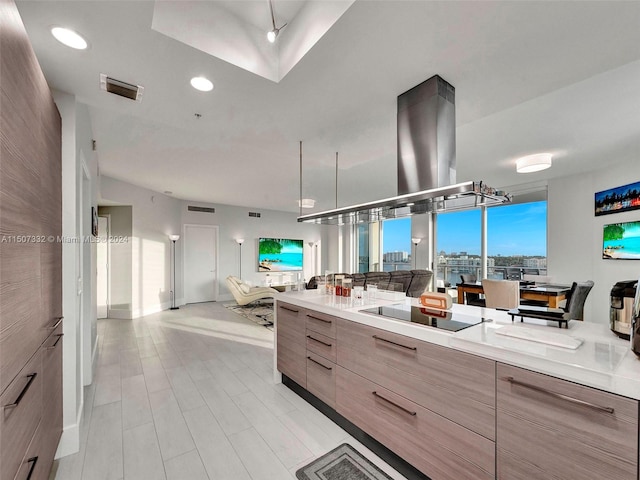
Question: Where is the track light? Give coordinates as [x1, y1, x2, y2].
[267, 0, 287, 43]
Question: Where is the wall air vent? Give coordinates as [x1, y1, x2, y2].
[188, 206, 215, 213]
[248, 212, 261, 218]
[100, 74, 144, 102]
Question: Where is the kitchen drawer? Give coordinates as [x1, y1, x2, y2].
[13, 421, 50, 480]
[497, 363, 638, 480]
[304, 309, 337, 339]
[336, 366, 494, 480]
[305, 330, 336, 363]
[0, 349, 43, 480]
[337, 318, 495, 439]
[306, 353, 335, 408]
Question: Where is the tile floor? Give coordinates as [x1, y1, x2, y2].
[53, 302, 407, 480]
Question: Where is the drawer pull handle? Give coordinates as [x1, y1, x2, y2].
[4, 373, 37, 410]
[50, 316, 63, 330]
[372, 391, 416, 416]
[307, 356, 332, 370]
[26, 457, 38, 480]
[46, 334, 64, 349]
[306, 335, 332, 347]
[503, 377, 615, 414]
[372, 335, 416, 351]
[280, 306, 299, 313]
[307, 314, 332, 324]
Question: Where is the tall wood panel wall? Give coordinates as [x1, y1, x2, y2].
[0, 0, 64, 478]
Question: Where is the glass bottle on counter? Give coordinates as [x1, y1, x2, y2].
[335, 275, 344, 296]
[342, 278, 352, 297]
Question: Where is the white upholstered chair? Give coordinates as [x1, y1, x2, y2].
[482, 279, 520, 309]
[226, 276, 279, 306]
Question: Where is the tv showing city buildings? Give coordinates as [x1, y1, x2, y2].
[258, 238, 304, 272]
[595, 181, 640, 216]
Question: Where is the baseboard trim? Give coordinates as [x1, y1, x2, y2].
[282, 375, 430, 480]
[55, 398, 84, 458]
[107, 308, 132, 319]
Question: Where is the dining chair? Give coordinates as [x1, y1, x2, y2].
[511, 280, 595, 327]
[460, 274, 485, 306]
[482, 279, 520, 309]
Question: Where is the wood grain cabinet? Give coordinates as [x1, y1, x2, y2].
[336, 366, 495, 480]
[337, 318, 495, 439]
[276, 302, 307, 388]
[496, 363, 638, 480]
[305, 312, 337, 408]
[1, 1, 63, 479]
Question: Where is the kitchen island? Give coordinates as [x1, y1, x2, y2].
[275, 290, 640, 480]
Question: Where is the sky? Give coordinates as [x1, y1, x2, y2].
[383, 201, 547, 256]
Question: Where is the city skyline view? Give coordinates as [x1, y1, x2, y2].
[383, 202, 547, 257]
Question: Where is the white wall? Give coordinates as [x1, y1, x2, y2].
[53, 92, 99, 458]
[180, 201, 325, 300]
[548, 157, 640, 324]
[99, 177, 326, 307]
[100, 177, 181, 318]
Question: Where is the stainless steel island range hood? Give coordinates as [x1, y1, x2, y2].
[298, 75, 510, 225]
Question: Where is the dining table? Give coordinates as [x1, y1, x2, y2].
[456, 281, 571, 308]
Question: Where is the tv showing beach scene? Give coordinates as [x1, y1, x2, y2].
[258, 238, 303, 272]
[603, 221, 640, 260]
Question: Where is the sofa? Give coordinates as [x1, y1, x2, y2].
[226, 276, 279, 306]
[306, 270, 433, 298]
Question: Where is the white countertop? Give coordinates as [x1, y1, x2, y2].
[277, 290, 640, 400]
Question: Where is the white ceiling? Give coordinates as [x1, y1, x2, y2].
[16, 1, 640, 213]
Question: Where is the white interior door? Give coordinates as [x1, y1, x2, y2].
[184, 225, 218, 304]
[97, 215, 109, 318]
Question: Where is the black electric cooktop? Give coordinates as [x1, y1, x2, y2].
[360, 303, 489, 332]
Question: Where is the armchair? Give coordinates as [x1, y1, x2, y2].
[226, 276, 279, 306]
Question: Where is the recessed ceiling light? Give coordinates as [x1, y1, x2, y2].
[51, 27, 88, 50]
[190, 76, 214, 92]
[516, 153, 553, 173]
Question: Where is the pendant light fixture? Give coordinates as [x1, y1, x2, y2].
[267, 0, 287, 43]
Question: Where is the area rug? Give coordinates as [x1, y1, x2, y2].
[296, 444, 393, 480]
[224, 301, 274, 330]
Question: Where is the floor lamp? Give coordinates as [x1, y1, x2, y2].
[411, 237, 422, 269]
[236, 238, 244, 278]
[169, 234, 180, 310]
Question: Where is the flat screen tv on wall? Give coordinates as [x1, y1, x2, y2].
[603, 221, 640, 260]
[258, 238, 303, 272]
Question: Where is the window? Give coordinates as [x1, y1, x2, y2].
[357, 223, 369, 273]
[435, 200, 547, 286]
[436, 209, 481, 285]
[382, 218, 411, 271]
[487, 201, 547, 278]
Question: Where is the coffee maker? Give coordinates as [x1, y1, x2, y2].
[610, 280, 637, 339]
[629, 277, 640, 357]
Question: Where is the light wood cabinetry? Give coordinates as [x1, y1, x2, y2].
[0, 1, 63, 479]
[337, 366, 495, 480]
[305, 311, 337, 408]
[496, 363, 638, 480]
[276, 302, 307, 388]
[337, 318, 495, 439]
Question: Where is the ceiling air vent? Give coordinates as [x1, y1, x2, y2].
[248, 212, 261, 218]
[100, 74, 144, 102]
[188, 206, 215, 213]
